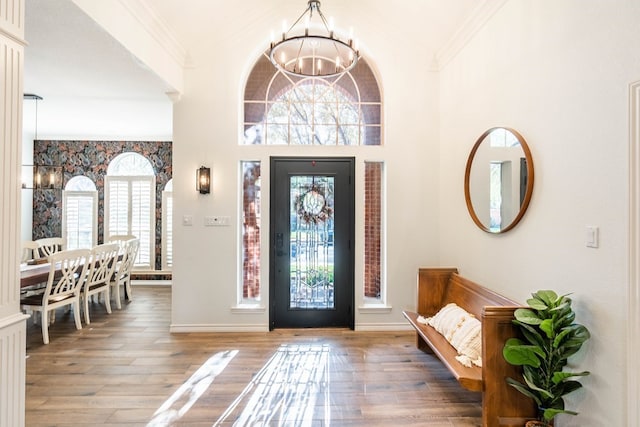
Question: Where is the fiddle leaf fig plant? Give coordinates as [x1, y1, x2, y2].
[502, 290, 590, 426]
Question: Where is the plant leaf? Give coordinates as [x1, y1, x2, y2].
[514, 308, 542, 325]
[543, 408, 578, 420]
[552, 370, 590, 384]
[539, 318, 555, 338]
[535, 290, 559, 306]
[506, 377, 542, 406]
[503, 338, 543, 367]
[526, 298, 548, 310]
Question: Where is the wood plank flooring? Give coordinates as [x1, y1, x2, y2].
[25, 286, 481, 426]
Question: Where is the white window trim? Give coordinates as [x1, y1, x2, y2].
[62, 190, 98, 250]
[104, 175, 156, 270]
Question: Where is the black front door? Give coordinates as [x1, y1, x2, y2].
[270, 157, 354, 329]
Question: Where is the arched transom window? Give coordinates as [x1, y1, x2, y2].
[244, 55, 382, 146]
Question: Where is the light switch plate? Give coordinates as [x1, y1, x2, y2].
[586, 226, 599, 248]
[183, 215, 193, 226]
[205, 216, 230, 226]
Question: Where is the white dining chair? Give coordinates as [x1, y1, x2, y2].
[35, 237, 65, 259]
[106, 234, 136, 250]
[110, 238, 139, 309]
[21, 240, 40, 262]
[20, 248, 90, 344]
[83, 243, 119, 324]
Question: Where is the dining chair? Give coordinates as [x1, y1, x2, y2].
[83, 243, 119, 324]
[106, 234, 137, 250]
[35, 237, 65, 259]
[20, 240, 48, 298]
[20, 248, 90, 344]
[110, 238, 139, 309]
[21, 240, 40, 262]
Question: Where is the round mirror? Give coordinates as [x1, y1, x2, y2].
[464, 127, 534, 233]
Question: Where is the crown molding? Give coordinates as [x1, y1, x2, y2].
[118, 0, 191, 68]
[434, 0, 508, 71]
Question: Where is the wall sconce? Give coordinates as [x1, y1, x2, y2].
[196, 166, 211, 194]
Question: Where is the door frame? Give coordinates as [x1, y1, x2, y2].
[628, 80, 640, 425]
[269, 156, 355, 330]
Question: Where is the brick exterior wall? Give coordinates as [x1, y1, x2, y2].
[364, 162, 382, 298]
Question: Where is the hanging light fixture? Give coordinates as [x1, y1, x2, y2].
[22, 94, 62, 191]
[269, 0, 360, 78]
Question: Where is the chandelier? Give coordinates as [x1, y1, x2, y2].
[269, 0, 360, 78]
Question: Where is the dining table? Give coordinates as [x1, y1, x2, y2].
[20, 252, 124, 289]
[20, 261, 54, 288]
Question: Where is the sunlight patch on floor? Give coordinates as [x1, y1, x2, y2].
[147, 350, 238, 426]
[214, 344, 331, 426]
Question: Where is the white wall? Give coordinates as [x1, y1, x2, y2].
[171, 2, 441, 331]
[439, 1, 640, 425]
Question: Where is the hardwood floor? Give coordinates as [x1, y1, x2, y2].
[25, 286, 481, 426]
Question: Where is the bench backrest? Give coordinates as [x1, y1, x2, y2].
[417, 268, 518, 318]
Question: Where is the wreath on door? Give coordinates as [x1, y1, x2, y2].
[296, 185, 333, 224]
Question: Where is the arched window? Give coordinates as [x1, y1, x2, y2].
[105, 152, 156, 270]
[243, 55, 382, 146]
[162, 179, 173, 271]
[63, 176, 97, 250]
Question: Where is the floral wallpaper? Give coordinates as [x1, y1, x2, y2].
[32, 140, 172, 271]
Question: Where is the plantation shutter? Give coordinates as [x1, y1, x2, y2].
[105, 176, 155, 270]
[131, 178, 154, 268]
[63, 191, 97, 250]
[107, 178, 130, 237]
[162, 191, 173, 270]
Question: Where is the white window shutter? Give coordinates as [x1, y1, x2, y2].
[106, 177, 130, 237]
[131, 178, 154, 268]
[105, 175, 156, 270]
[63, 191, 97, 250]
[162, 191, 173, 270]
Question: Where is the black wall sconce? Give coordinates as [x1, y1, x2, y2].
[196, 166, 211, 194]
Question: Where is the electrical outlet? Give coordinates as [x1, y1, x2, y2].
[182, 215, 193, 226]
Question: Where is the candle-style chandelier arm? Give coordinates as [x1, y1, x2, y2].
[269, 0, 360, 78]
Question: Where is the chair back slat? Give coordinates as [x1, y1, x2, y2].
[36, 237, 65, 259]
[44, 249, 89, 304]
[87, 243, 120, 286]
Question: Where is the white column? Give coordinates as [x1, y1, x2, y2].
[0, 1, 28, 426]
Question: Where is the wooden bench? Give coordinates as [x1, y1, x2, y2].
[402, 268, 536, 427]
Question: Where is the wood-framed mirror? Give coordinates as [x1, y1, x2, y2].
[464, 127, 534, 233]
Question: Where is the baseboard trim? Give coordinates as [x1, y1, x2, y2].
[131, 280, 172, 286]
[169, 324, 269, 333]
[355, 322, 414, 332]
[169, 322, 413, 333]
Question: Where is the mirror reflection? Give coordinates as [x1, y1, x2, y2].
[464, 127, 534, 233]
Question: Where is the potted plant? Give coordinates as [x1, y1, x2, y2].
[502, 290, 591, 427]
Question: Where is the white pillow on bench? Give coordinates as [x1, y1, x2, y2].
[424, 303, 482, 368]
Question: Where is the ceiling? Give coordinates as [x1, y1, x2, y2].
[24, 0, 171, 101]
[24, 0, 491, 103]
